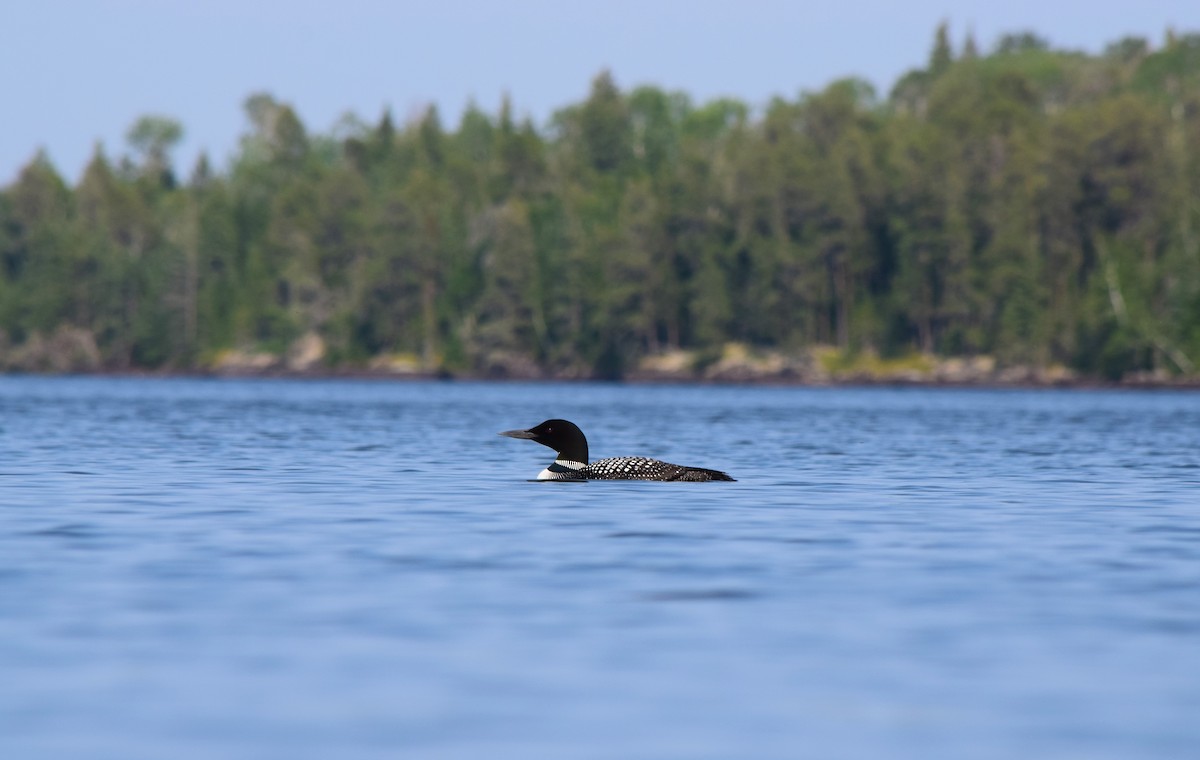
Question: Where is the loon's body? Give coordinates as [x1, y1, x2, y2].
[499, 419, 735, 482]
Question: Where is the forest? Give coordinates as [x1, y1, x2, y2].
[2, 26, 1200, 382]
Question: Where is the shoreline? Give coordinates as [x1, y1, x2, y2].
[7, 332, 1197, 390]
[6, 365, 1199, 391]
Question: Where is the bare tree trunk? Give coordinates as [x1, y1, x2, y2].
[184, 199, 199, 357]
[421, 277, 436, 367]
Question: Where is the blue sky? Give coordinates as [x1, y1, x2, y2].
[4, 0, 1198, 184]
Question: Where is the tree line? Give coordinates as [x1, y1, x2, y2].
[2, 26, 1199, 380]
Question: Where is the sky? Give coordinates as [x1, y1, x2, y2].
[4, 0, 1199, 185]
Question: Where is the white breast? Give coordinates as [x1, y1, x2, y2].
[536, 459, 586, 480]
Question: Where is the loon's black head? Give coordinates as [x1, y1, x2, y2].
[499, 419, 589, 463]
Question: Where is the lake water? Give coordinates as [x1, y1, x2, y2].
[1, 376, 1197, 759]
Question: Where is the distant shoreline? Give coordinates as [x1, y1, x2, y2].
[7, 365, 1199, 391]
[6, 332, 1198, 389]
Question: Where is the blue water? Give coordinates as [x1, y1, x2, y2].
[1, 377, 1198, 759]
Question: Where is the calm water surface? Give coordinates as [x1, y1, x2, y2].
[1, 377, 1198, 759]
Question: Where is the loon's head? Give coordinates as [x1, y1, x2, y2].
[499, 419, 589, 464]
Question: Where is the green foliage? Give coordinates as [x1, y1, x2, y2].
[1132, 33, 1200, 93]
[994, 31, 1051, 56]
[127, 115, 184, 188]
[929, 22, 954, 75]
[3, 30, 1200, 381]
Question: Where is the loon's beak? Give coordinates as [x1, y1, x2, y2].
[499, 428, 538, 439]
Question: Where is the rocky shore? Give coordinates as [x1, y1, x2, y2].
[3, 329, 1197, 388]
[139, 340, 1200, 389]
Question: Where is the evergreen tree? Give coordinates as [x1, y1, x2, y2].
[930, 22, 954, 76]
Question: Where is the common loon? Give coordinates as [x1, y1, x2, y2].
[499, 419, 735, 482]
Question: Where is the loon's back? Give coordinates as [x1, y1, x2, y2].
[585, 456, 735, 482]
